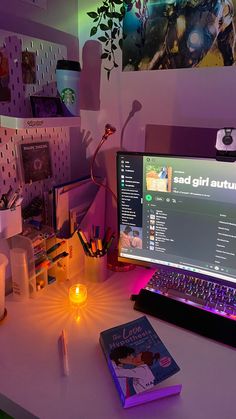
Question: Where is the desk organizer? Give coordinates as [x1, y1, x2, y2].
[10, 228, 66, 296]
[0, 205, 22, 239]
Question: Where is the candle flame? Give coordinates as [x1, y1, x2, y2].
[75, 286, 80, 295]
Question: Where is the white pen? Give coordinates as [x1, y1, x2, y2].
[61, 329, 69, 376]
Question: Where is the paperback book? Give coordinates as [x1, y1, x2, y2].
[100, 316, 181, 408]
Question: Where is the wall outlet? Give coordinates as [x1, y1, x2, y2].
[21, 0, 47, 9]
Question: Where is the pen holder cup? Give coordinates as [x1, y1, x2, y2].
[84, 254, 107, 282]
[0, 205, 22, 239]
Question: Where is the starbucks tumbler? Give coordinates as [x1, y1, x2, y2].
[56, 60, 81, 116]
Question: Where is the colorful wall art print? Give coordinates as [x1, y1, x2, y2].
[122, 0, 236, 71]
[0, 48, 11, 101]
[22, 51, 36, 84]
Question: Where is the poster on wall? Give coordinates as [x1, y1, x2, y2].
[22, 51, 36, 84]
[123, 0, 236, 71]
[0, 48, 11, 102]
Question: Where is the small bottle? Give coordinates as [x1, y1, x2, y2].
[10, 248, 29, 301]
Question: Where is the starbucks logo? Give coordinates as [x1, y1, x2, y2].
[61, 88, 76, 105]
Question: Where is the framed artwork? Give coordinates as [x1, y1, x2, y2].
[20, 141, 52, 183]
[0, 47, 11, 102]
[22, 51, 36, 84]
[30, 96, 64, 118]
[123, 0, 236, 71]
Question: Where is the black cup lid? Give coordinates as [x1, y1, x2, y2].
[56, 60, 81, 72]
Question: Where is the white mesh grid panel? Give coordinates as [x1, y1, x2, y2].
[0, 30, 71, 204]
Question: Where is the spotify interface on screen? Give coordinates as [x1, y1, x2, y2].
[117, 153, 236, 284]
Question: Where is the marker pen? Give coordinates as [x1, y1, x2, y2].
[47, 240, 66, 255]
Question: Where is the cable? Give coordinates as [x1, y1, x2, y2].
[90, 124, 117, 202]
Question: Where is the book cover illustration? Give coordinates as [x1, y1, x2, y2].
[100, 316, 181, 408]
[20, 142, 52, 183]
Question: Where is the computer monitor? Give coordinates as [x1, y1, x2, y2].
[117, 151, 236, 287]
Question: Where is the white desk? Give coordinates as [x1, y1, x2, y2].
[0, 267, 235, 419]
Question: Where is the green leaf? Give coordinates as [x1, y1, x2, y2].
[99, 6, 107, 12]
[111, 44, 117, 50]
[113, 12, 121, 18]
[98, 36, 107, 42]
[90, 27, 97, 36]
[108, 19, 113, 29]
[113, 0, 123, 4]
[112, 28, 118, 37]
[100, 24, 110, 31]
[119, 38, 123, 49]
[87, 11, 98, 18]
[101, 53, 109, 59]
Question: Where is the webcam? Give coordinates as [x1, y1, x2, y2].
[216, 128, 236, 151]
[215, 128, 236, 162]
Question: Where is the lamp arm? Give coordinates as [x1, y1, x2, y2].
[90, 135, 118, 203]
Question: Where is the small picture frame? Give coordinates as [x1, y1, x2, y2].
[22, 51, 36, 85]
[19, 141, 52, 183]
[30, 96, 64, 118]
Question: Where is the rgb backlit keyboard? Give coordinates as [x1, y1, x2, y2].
[145, 269, 236, 319]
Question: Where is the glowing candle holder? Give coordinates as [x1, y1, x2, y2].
[69, 283, 87, 306]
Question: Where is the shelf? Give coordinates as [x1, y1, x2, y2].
[0, 115, 81, 130]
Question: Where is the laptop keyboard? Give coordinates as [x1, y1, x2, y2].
[145, 269, 236, 318]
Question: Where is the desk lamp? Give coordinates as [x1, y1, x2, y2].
[90, 124, 118, 203]
[90, 124, 135, 271]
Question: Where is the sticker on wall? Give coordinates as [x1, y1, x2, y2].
[22, 51, 36, 84]
[123, 0, 236, 71]
[0, 47, 11, 102]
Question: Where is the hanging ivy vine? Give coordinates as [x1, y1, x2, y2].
[87, 0, 149, 80]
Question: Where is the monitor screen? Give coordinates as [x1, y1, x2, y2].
[117, 152, 236, 286]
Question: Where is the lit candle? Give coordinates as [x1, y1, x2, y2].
[69, 284, 87, 305]
[0, 254, 8, 321]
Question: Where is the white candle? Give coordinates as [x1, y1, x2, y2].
[0, 254, 8, 320]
